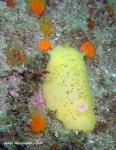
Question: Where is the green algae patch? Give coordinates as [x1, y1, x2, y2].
[43, 45, 96, 132]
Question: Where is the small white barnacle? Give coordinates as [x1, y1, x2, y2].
[55, 131, 58, 137]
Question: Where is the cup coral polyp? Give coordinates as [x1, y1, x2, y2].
[80, 40, 95, 58]
[29, 0, 45, 16]
[39, 16, 54, 36]
[29, 112, 46, 133]
[6, 0, 16, 8]
[86, 17, 95, 29]
[38, 39, 51, 52]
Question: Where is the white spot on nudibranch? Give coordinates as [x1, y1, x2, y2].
[77, 103, 88, 112]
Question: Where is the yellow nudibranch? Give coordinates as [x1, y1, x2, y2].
[43, 45, 96, 132]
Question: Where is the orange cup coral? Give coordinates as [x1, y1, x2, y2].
[86, 17, 95, 29]
[29, 112, 46, 133]
[29, 0, 45, 16]
[80, 40, 95, 58]
[6, 0, 16, 8]
[38, 39, 51, 52]
[39, 16, 54, 36]
[105, 4, 113, 14]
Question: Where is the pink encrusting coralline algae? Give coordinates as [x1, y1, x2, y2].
[29, 91, 45, 108]
[9, 89, 20, 98]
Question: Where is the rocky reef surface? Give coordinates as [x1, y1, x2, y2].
[0, 0, 116, 150]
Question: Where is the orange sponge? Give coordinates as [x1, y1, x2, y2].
[38, 39, 51, 52]
[80, 40, 95, 58]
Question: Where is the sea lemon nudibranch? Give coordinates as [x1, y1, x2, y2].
[43, 45, 96, 132]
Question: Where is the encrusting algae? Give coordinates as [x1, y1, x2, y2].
[43, 45, 96, 132]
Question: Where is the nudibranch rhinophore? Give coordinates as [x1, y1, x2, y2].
[43, 45, 96, 132]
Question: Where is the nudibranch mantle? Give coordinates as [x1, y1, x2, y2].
[43, 45, 96, 132]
